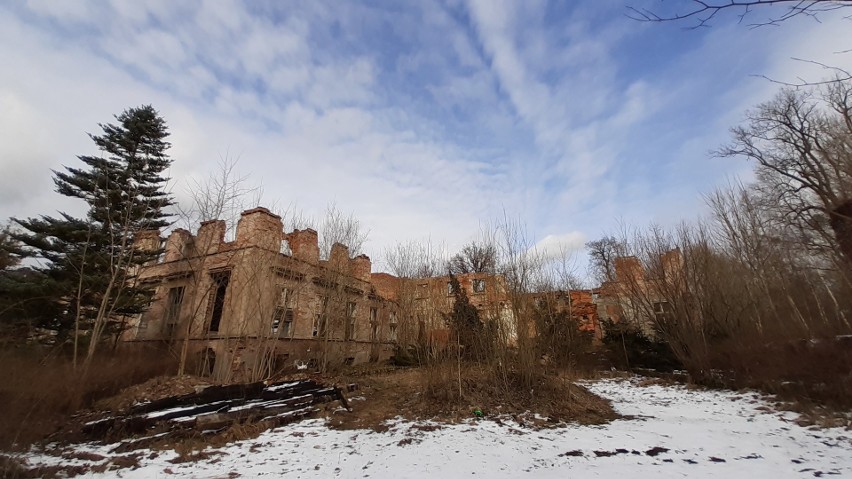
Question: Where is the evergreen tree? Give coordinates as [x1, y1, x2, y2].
[445, 274, 486, 360]
[10, 105, 173, 353]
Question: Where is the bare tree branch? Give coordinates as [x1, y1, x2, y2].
[627, 0, 852, 29]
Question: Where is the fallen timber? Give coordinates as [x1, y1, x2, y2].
[82, 379, 350, 447]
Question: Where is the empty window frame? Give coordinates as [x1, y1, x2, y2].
[163, 286, 185, 338]
[369, 307, 379, 341]
[345, 302, 357, 341]
[272, 307, 295, 337]
[313, 313, 327, 337]
[389, 312, 398, 341]
[208, 271, 230, 333]
[652, 301, 673, 323]
[272, 287, 295, 337]
[472, 279, 486, 294]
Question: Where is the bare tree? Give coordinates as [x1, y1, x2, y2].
[717, 80, 852, 264]
[384, 239, 446, 279]
[178, 155, 269, 241]
[586, 236, 623, 284]
[318, 203, 369, 260]
[627, 0, 852, 29]
[447, 241, 497, 275]
[628, 1, 852, 86]
[382, 239, 448, 359]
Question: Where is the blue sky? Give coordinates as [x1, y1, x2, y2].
[1, 1, 850, 277]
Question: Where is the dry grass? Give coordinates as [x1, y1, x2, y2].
[1, 355, 616, 472]
[326, 364, 617, 431]
[712, 336, 852, 411]
[0, 348, 177, 452]
[94, 374, 212, 413]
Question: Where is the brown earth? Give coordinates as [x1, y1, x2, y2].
[324, 366, 617, 431]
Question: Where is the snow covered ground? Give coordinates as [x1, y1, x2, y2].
[22, 378, 852, 478]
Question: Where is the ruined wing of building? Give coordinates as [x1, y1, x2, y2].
[126, 206, 614, 379]
[125, 207, 397, 380]
[596, 249, 686, 337]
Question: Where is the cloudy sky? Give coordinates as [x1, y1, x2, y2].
[1, 1, 851, 275]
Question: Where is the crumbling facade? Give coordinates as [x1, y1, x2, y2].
[530, 289, 602, 340]
[127, 206, 623, 378]
[596, 249, 685, 336]
[126, 207, 396, 380]
[387, 272, 513, 348]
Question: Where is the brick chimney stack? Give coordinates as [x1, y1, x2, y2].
[329, 242, 350, 272]
[196, 219, 226, 255]
[286, 229, 320, 264]
[615, 256, 643, 283]
[236, 207, 283, 252]
[351, 254, 371, 283]
[163, 228, 193, 262]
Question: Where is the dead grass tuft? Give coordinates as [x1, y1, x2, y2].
[713, 337, 852, 412]
[94, 374, 212, 413]
[325, 364, 617, 431]
[0, 349, 177, 451]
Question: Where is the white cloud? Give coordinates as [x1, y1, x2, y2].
[2, 1, 851, 282]
[532, 232, 587, 260]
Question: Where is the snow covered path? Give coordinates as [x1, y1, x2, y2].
[25, 378, 852, 478]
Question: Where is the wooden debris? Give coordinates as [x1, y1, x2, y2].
[81, 379, 351, 446]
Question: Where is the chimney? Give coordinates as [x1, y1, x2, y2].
[661, 248, 683, 281]
[329, 242, 350, 272]
[351, 254, 371, 283]
[615, 256, 643, 283]
[163, 228, 192, 262]
[286, 229, 319, 264]
[196, 220, 226, 255]
[235, 207, 283, 252]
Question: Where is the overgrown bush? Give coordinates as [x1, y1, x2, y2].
[419, 358, 614, 424]
[600, 319, 681, 372]
[390, 345, 420, 367]
[533, 305, 594, 368]
[712, 336, 852, 409]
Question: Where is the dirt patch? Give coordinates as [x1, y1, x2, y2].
[645, 446, 670, 457]
[324, 367, 617, 431]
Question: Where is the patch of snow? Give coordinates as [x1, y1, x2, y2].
[265, 381, 303, 392]
[144, 400, 232, 419]
[22, 378, 852, 478]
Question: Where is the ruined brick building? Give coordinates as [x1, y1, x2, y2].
[126, 206, 608, 379]
[370, 271, 515, 348]
[595, 249, 685, 336]
[530, 289, 602, 339]
[125, 207, 397, 380]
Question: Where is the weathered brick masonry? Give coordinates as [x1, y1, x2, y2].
[125, 207, 396, 380]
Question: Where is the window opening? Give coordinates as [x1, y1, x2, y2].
[208, 272, 230, 332]
[345, 302, 357, 340]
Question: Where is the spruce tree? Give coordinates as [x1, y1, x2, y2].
[11, 105, 173, 353]
[445, 274, 485, 360]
